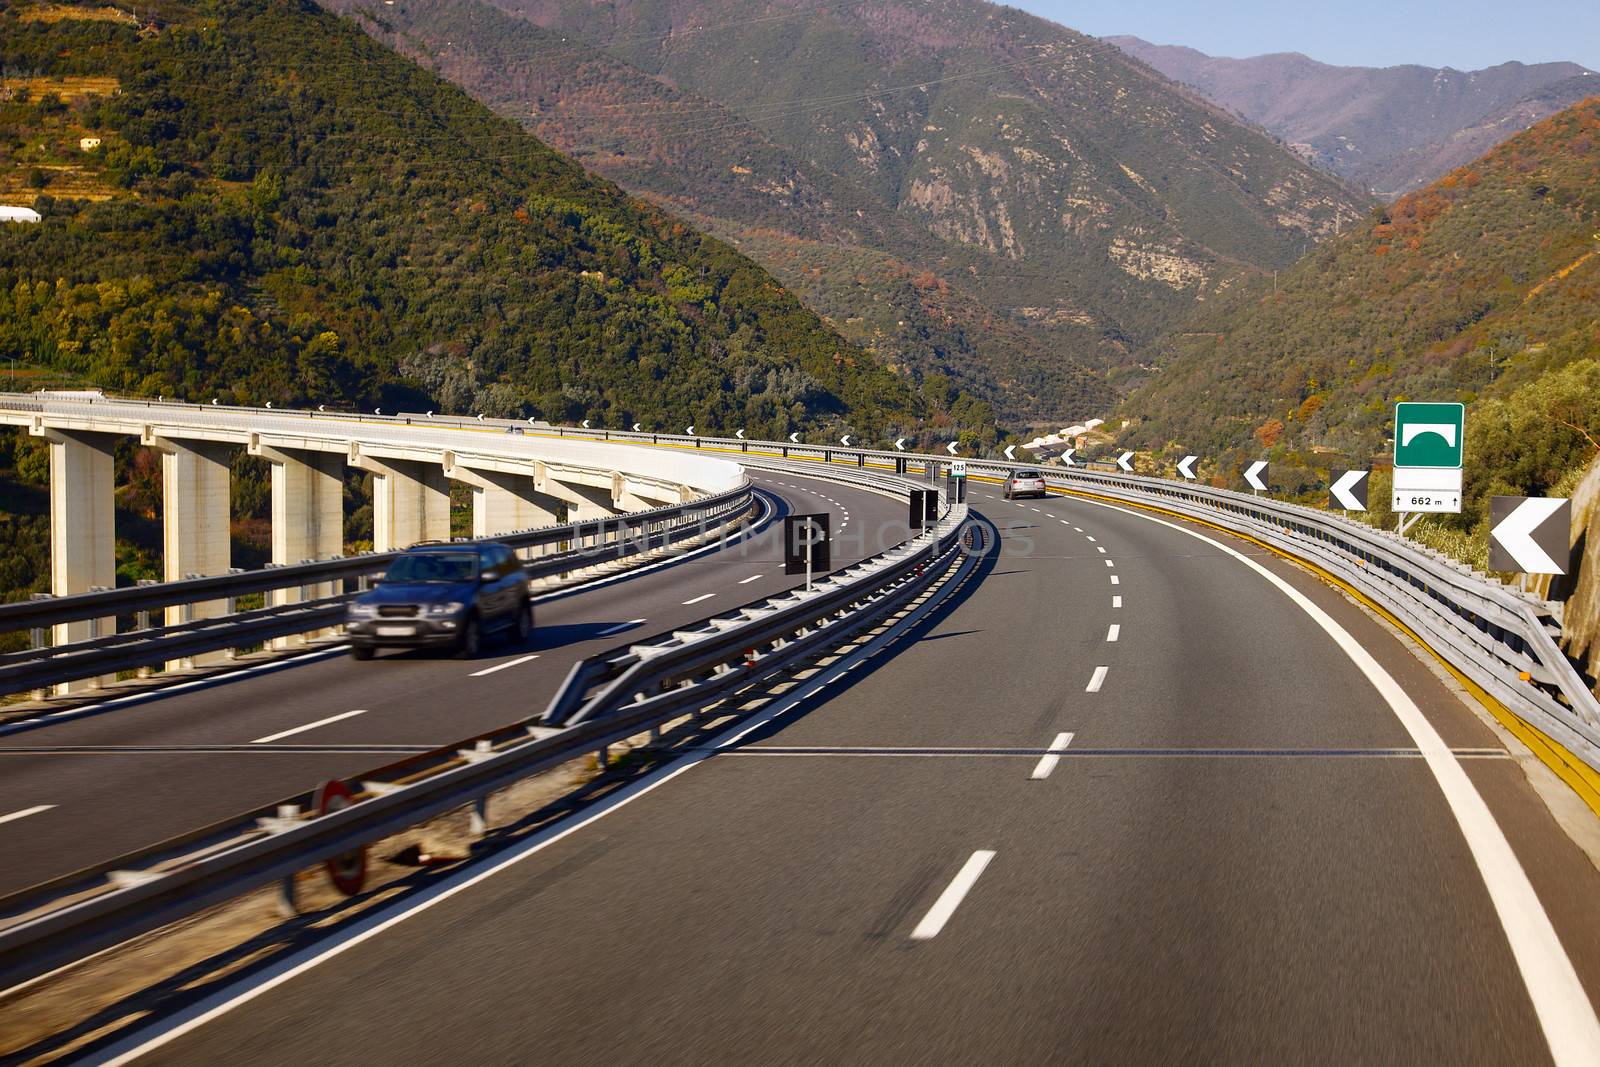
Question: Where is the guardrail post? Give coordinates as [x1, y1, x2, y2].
[470, 795, 489, 839]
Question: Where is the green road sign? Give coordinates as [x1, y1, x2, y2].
[1393, 402, 1465, 469]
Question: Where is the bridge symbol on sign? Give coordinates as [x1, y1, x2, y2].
[1394, 403, 1465, 469]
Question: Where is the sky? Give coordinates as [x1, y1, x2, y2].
[1011, 0, 1600, 72]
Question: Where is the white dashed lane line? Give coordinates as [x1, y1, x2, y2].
[1085, 666, 1108, 693]
[1110, 575, 1120, 586]
[0, 804, 54, 826]
[593, 621, 644, 638]
[738, 574, 764, 585]
[1029, 732, 1075, 781]
[1106, 624, 1120, 643]
[1113, 595, 1123, 608]
[1104, 560, 1115, 568]
[470, 653, 543, 676]
[910, 850, 997, 940]
[683, 592, 717, 606]
[252, 709, 368, 745]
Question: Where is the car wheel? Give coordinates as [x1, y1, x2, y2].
[350, 645, 374, 661]
[513, 602, 531, 642]
[454, 616, 481, 659]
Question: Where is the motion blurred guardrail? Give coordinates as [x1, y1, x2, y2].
[0, 481, 973, 991]
[0, 483, 756, 698]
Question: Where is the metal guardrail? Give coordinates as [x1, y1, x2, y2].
[514, 422, 1598, 771]
[0, 474, 974, 991]
[0, 484, 756, 697]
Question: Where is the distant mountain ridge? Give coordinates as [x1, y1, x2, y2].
[1122, 95, 1600, 541]
[1109, 36, 1596, 200]
[329, 0, 1367, 422]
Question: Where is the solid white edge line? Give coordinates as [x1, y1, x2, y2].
[1029, 732, 1075, 780]
[249, 709, 368, 745]
[1106, 624, 1120, 643]
[0, 804, 54, 826]
[682, 592, 716, 605]
[1075, 495, 1600, 1064]
[910, 850, 996, 940]
[468, 654, 542, 677]
[1085, 666, 1108, 693]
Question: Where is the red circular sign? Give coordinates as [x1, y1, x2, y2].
[314, 779, 367, 896]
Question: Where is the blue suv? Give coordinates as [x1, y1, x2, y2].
[347, 542, 531, 659]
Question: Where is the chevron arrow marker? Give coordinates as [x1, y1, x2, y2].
[1004, 445, 1016, 460]
[686, 425, 695, 436]
[1245, 461, 1269, 492]
[789, 432, 801, 443]
[735, 429, 745, 439]
[1329, 470, 1369, 511]
[1062, 448, 1076, 466]
[894, 438, 906, 451]
[946, 441, 960, 455]
[1177, 455, 1198, 480]
[840, 434, 852, 447]
[632, 423, 642, 432]
[1489, 496, 1570, 575]
[1116, 451, 1134, 472]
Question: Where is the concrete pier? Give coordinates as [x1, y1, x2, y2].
[38, 428, 116, 691]
[156, 439, 233, 668]
[361, 457, 450, 551]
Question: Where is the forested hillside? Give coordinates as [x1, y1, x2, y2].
[0, 0, 978, 440]
[325, 0, 1366, 422]
[1124, 96, 1600, 561]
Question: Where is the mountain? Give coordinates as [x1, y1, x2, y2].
[325, 0, 1367, 423]
[0, 0, 969, 441]
[1122, 96, 1600, 550]
[1110, 36, 1597, 200]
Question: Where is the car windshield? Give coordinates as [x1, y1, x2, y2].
[384, 551, 479, 583]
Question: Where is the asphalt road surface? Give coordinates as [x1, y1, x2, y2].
[0, 469, 911, 895]
[34, 479, 1600, 1064]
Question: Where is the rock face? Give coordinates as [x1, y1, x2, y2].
[1558, 456, 1600, 694]
[1110, 36, 1596, 200]
[324, 0, 1367, 421]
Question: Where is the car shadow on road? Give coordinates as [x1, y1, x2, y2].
[526, 622, 643, 651]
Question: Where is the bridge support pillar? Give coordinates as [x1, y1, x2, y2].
[539, 465, 622, 521]
[362, 457, 450, 552]
[615, 477, 686, 513]
[154, 438, 233, 669]
[35, 428, 116, 693]
[253, 445, 344, 646]
[442, 456, 561, 548]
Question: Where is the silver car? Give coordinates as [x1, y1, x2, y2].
[1004, 470, 1048, 499]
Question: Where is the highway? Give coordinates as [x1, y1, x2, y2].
[72, 479, 1600, 1064]
[0, 469, 911, 895]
